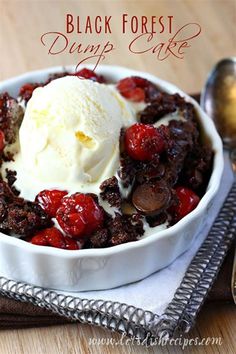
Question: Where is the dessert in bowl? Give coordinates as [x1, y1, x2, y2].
[0, 65, 223, 291]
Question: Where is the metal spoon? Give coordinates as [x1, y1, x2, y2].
[200, 57, 236, 304]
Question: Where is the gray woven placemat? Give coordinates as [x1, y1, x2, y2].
[0, 181, 235, 343]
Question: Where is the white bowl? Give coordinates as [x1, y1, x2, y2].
[0, 65, 223, 291]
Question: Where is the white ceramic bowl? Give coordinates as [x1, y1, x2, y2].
[0, 65, 223, 291]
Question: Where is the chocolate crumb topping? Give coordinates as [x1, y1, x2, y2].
[85, 212, 144, 248]
[100, 176, 122, 208]
[139, 93, 186, 124]
[146, 212, 168, 227]
[0, 93, 24, 145]
[5, 169, 20, 196]
[0, 181, 52, 236]
[86, 228, 109, 248]
[108, 212, 144, 246]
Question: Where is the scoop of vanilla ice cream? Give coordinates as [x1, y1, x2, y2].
[17, 76, 135, 192]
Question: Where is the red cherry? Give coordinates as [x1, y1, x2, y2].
[19, 83, 40, 102]
[31, 227, 65, 248]
[0, 130, 5, 151]
[62, 211, 86, 238]
[174, 187, 200, 221]
[30, 227, 80, 250]
[64, 236, 80, 250]
[117, 77, 145, 102]
[117, 76, 159, 102]
[73, 68, 104, 83]
[56, 193, 104, 239]
[35, 190, 68, 217]
[30, 233, 48, 246]
[125, 123, 165, 161]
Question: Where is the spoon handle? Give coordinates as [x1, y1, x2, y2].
[230, 149, 236, 304]
[232, 230, 236, 305]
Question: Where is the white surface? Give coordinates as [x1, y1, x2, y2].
[0, 65, 224, 291]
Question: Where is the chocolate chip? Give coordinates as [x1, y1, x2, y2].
[132, 182, 171, 216]
[121, 201, 137, 215]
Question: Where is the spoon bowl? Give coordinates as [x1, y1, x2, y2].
[201, 57, 236, 304]
[201, 57, 236, 147]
